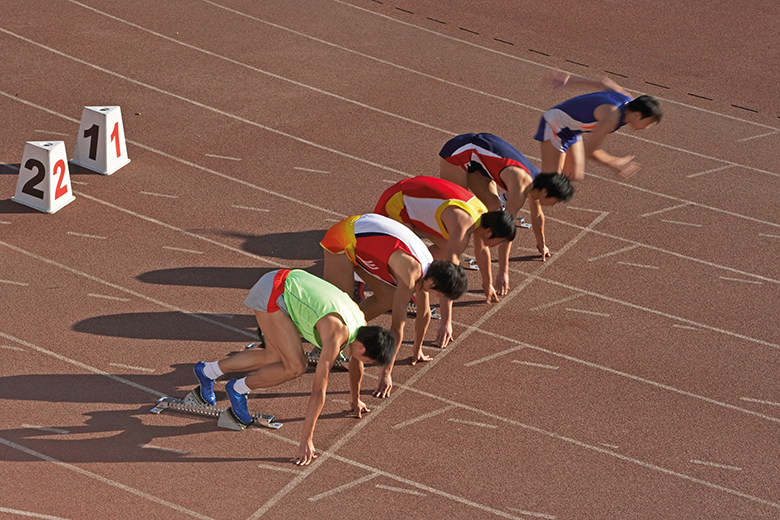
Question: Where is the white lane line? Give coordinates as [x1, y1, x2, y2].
[639, 203, 692, 218]
[0, 507, 73, 520]
[0, 221, 11, 224]
[759, 233, 780, 239]
[587, 244, 640, 262]
[719, 276, 763, 285]
[381, 179, 397, 183]
[565, 308, 611, 317]
[293, 166, 329, 174]
[465, 346, 525, 367]
[34, 129, 69, 136]
[88, 293, 131, 302]
[686, 164, 734, 178]
[196, 312, 234, 319]
[512, 360, 559, 370]
[375, 484, 426, 496]
[140, 191, 178, 199]
[673, 324, 706, 331]
[205, 153, 241, 161]
[0, 436, 214, 520]
[660, 219, 702, 227]
[22, 425, 70, 434]
[110, 363, 155, 373]
[617, 261, 659, 269]
[70, 180, 88, 185]
[741, 397, 780, 407]
[392, 405, 457, 429]
[600, 443, 620, 450]
[138, 443, 188, 455]
[690, 460, 743, 471]
[0, 279, 29, 286]
[66, 231, 106, 239]
[527, 294, 586, 311]
[231, 204, 270, 212]
[507, 507, 557, 519]
[448, 418, 498, 429]
[1, 344, 27, 352]
[308, 473, 380, 501]
[257, 463, 304, 475]
[162, 246, 204, 254]
[736, 130, 780, 142]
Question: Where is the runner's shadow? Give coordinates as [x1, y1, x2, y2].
[137, 266, 272, 290]
[72, 311, 257, 342]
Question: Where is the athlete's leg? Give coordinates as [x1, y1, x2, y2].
[439, 158, 469, 189]
[323, 250, 357, 295]
[562, 140, 585, 181]
[540, 139, 566, 175]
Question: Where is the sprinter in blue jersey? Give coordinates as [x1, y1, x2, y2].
[535, 72, 662, 181]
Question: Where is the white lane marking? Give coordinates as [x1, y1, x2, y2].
[381, 179, 397, 183]
[110, 363, 155, 373]
[599, 443, 620, 450]
[308, 473, 380, 501]
[465, 346, 525, 367]
[736, 130, 780, 142]
[0, 221, 11, 224]
[758, 233, 780, 239]
[375, 484, 426, 496]
[660, 219, 702, 227]
[639, 202, 692, 218]
[0, 437, 214, 519]
[66, 231, 106, 239]
[196, 312, 234, 319]
[0, 279, 29, 286]
[88, 293, 131, 302]
[231, 204, 270, 212]
[1, 344, 27, 352]
[507, 507, 557, 519]
[257, 463, 304, 475]
[587, 244, 640, 262]
[448, 418, 498, 429]
[686, 164, 734, 178]
[205, 153, 241, 161]
[690, 460, 743, 471]
[617, 261, 659, 269]
[162, 246, 204, 254]
[719, 276, 763, 285]
[70, 180, 88, 185]
[565, 308, 611, 317]
[528, 294, 586, 312]
[512, 360, 559, 370]
[34, 129, 69, 136]
[22, 425, 70, 434]
[138, 443, 188, 455]
[741, 397, 780, 407]
[673, 324, 705, 331]
[293, 166, 329, 173]
[140, 191, 178, 199]
[392, 405, 457, 429]
[0, 507, 73, 520]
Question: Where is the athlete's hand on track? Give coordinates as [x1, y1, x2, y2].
[616, 156, 640, 178]
[545, 71, 570, 90]
[538, 244, 551, 262]
[436, 322, 454, 348]
[293, 441, 317, 466]
[350, 399, 371, 419]
[373, 372, 393, 398]
[495, 275, 510, 297]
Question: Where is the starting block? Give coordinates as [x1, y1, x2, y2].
[150, 388, 282, 430]
[12, 141, 75, 213]
[407, 301, 441, 320]
[71, 106, 130, 175]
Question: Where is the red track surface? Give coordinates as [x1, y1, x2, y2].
[2, 1, 779, 519]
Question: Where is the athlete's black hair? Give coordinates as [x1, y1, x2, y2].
[355, 326, 395, 366]
[533, 173, 575, 202]
[626, 95, 663, 123]
[424, 260, 468, 300]
[479, 210, 516, 241]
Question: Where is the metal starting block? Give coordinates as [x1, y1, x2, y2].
[463, 259, 479, 271]
[407, 302, 441, 320]
[306, 348, 348, 369]
[150, 389, 282, 430]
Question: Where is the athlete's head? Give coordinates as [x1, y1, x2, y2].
[626, 95, 663, 128]
[354, 326, 395, 366]
[533, 173, 575, 204]
[423, 260, 468, 300]
[479, 210, 516, 242]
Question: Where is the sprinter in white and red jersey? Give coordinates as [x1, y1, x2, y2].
[321, 213, 467, 398]
[536, 71, 662, 181]
[439, 133, 575, 293]
[375, 176, 515, 348]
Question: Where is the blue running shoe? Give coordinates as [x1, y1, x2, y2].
[193, 361, 216, 405]
[225, 380, 253, 425]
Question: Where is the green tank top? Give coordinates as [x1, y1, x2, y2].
[283, 270, 365, 351]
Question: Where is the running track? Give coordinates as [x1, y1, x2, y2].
[1, 1, 779, 519]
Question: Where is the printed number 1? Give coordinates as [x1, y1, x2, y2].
[83, 122, 121, 160]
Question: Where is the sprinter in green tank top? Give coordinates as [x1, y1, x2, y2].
[191, 269, 394, 465]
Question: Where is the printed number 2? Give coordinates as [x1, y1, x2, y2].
[20, 158, 68, 200]
[83, 122, 121, 160]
